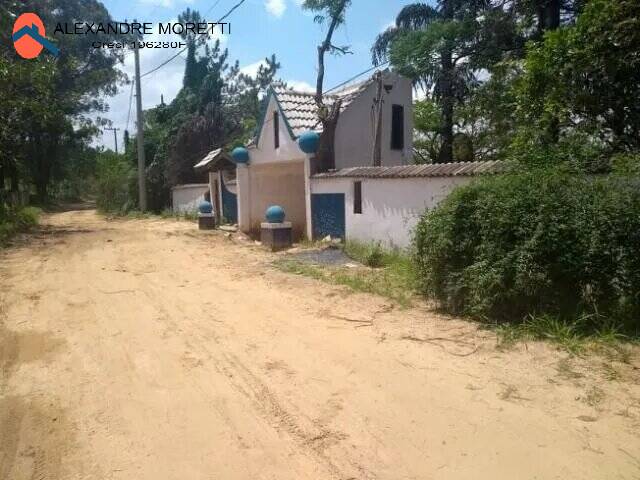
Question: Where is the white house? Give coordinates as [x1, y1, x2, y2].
[235, 69, 414, 239]
[310, 162, 504, 248]
[194, 70, 503, 248]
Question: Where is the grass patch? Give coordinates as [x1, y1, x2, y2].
[0, 206, 41, 245]
[101, 209, 198, 222]
[160, 209, 198, 222]
[344, 241, 406, 268]
[494, 313, 639, 358]
[274, 241, 416, 307]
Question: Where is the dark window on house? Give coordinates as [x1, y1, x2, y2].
[274, 111, 280, 149]
[391, 104, 404, 150]
[354, 181, 362, 214]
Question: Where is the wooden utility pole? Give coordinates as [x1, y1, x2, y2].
[105, 127, 120, 154]
[372, 72, 383, 166]
[133, 41, 147, 212]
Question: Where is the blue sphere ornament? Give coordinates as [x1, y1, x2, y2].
[198, 201, 213, 214]
[232, 147, 250, 164]
[265, 205, 285, 223]
[297, 131, 320, 154]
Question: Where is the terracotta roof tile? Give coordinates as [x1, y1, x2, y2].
[272, 77, 373, 137]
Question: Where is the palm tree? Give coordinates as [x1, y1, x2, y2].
[374, 2, 489, 164]
[372, 1, 512, 164]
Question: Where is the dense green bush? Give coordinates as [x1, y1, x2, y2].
[0, 206, 41, 244]
[413, 169, 640, 334]
[95, 153, 137, 214]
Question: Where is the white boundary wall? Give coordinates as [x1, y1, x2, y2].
[310, 176, 474, 249]
[171, 184, 209, 213]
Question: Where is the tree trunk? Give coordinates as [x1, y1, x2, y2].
[316, 102, 341, 172]
[437, 0, 454, 164]
[372, 72, 383, 166]
[437, 58, 454, 163]
[536, 0, 562, 143]
[0, 162, 5, 204]
[33, 133, 51, 203]
[536, 0, 561, 37]
[313, 0, 348, 173]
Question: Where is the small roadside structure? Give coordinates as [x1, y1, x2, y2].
[194, 148, 238, 224]
[171, 184, 210, 214]
[234, 70, 415, 240]
[192, 71, 505, 248]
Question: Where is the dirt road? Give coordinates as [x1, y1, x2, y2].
[1, 209, 639, 479]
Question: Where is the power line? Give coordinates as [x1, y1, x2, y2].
[324, 61, 389, 94]
[136, 0, 223, 80]
[204, 0, 224, 16]
[140, 0, 246, 79]
[116, 1, 228, 150]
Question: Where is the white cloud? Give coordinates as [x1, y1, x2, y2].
[240, 60, 268, 77]
[381, 19, 395, 32]
[287, 80, 315, 93]
[265, 0, 286, 18]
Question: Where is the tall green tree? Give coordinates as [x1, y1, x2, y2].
[0, 0, 126, 201]
[177, 8, 208, 91]
[302, 0, 352, 172]
[512, 0, 640, 163]
[373, 1, 520, 163]
[123, 9, 283, 211]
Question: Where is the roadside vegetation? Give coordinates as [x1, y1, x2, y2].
[275, 241, 416, 308]
[0, 206, 40, 245]
[414, 166, 640, 338]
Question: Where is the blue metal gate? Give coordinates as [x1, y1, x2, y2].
[221, 175, 237, 224]
[311, 193, 345, 240]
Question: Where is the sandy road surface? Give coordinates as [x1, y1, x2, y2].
[1, 209, 639, 480]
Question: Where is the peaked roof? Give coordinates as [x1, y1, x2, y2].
[194, 148, 235, 173]
[264, 75, 375, 139]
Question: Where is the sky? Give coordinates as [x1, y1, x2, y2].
[96, 0, 421, 149]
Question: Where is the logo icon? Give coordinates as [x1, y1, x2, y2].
[12, 13, 59, 59]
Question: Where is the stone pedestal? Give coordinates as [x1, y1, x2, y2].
[198, 213, 216, 230]
[261, 222, 292, 251]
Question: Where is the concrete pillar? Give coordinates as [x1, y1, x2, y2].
[208, 171, 217, 216]
[236, 164, 251, 233]
[216, 172, 223, 220]
[304, 155, 313, 241]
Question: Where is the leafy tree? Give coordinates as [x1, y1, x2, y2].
[0, 0, 126, 201]
[514, 0, 640, 159]
[122, 8, 283, 211]
[302, 0, 352, 172]
[373, 2, 520, 163]
[511, 0, 585, 38]
[178, 8, 209, 91]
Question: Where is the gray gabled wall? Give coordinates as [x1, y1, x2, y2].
[334, 71, 413, 169]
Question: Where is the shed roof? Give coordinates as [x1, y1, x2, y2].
[311, 161, 506, 179]
[194, 148, 235, 173]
